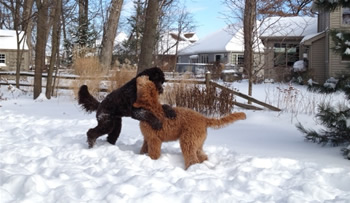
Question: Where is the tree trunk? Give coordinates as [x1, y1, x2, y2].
[15, 0, 34, 88]
[243, 0, 256, 100]
[23, 0, 35, 71]
[137, 0, 160, 73]
[34, 0, 49, 99]
[46, 0, 61, 99]
[99, 0, 123, 69]
[78, 0, 88, 47]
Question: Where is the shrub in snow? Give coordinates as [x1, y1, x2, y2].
[323, 77, 339, 90]
[297, 102, 350, 160]
[293, 60, 306, 72]
[307, 75, 350, 97]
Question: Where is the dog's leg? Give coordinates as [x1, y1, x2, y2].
[196, 134, 208, 163]
[106, 117, 122, 145]
[147, 137, 162, 160]
[140, 140, 148, 154]
[131, 107, 162, 130]
[87, 119, 113, 148]
[162, 104, 176, 119]
[197, 148, 208, 163]
[180, 138, 200, 170]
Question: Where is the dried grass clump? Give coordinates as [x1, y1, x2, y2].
[71, 57, 107, 100]
[71, 57, 138, 100]
[162, 79, 235, 116]
[110, 67, 137, 90]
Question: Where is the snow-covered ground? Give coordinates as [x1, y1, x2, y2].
[0, 81, 349, 203]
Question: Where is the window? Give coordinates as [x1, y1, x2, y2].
[0, 54, 5, 64]
[273, 43, 299, 67]
[342, 7, 350, 26]
[237, 55, 244, 65]
[230, 54, 244, 65]
[200, 54, 208, 63]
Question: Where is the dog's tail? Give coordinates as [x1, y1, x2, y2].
[78, 85, 100, 113]
[206, 112, 246, 129]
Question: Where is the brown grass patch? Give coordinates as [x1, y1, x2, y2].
[161, 79, 236, 116]
[71, 57, 137, 100]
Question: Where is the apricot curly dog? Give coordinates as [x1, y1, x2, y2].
[133, 76, 246, 169]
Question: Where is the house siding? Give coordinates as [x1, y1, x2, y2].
[0, 50, 29, 71]
[309, 37, 326, 83]
[328, 7, 350, 78]
[318, 9, 330, 31]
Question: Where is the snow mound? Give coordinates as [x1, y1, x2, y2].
[293, 60, 306, 72]
[0, 85, 25, 99]
[34, 93, 48, 102]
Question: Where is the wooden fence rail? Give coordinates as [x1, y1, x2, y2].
[0, 71, 281, 111]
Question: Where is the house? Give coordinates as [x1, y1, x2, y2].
[301, 3, 350, 83]
[177, 25, 264, 78]
[111, 31, 197, 71]
[0, 29, 29, 71]
[259, 16, 318, 82]
[156, 32, 198, 71]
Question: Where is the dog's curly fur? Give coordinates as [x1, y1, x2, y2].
[133, 76, 247, 169]
[78, 67, 176, 148]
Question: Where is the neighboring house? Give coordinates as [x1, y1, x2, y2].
[177, 25, 264, 78]
[0, 29, 29, 71]
[259, 16, 318, 81]
[301, 3, 350, 83]
[156, 32, 198, 71]
[110, 31, 197, 70]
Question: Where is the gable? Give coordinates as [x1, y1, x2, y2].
[0, 30, 29, 50]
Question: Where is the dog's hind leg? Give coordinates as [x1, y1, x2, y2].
[140, 140, 148, 154]
[87, 119, 114, 148]
[196, 134, 208, 163]
[106, 117, 122, 145]
[147, 137, 162, 160]
[180, 138, 200, 170]
[197, 148, 208, 163]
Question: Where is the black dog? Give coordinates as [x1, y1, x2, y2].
[78, 67, 175, 148]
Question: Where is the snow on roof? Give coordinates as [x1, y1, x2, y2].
[301, 31, 325, 44]
[260, 16, 317, 38]
[179, 24, 263, 55]
[178, 27, 243, 55]
[157, 32, 198, 55]
[0, 29, 29, 50]
[96, 32, 128, 47]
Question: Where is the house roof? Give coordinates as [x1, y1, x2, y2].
[260, 16, 317, 38]
[158, 32, 198, 55]
[301, 31, 326, 45]
[0, 29, 29, 50]
[178, 26, 248, 55]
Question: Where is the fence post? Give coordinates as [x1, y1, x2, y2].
[205, 71, 211, 89]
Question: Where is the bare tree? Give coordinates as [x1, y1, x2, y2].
[99, 0, 123, 69]
[258, 0, 313, 17]
[137, 0, 161, 73]
[46, 0, 62, 99]
[34, 0, 49, 99]
[78, 0, 88, 47]
[243, 0, 256, 98]
[170, 5, 196, 71]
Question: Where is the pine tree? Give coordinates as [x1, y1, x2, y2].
[297, 102, 350, 160]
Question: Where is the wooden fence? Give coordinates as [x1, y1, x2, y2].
[0, 71, 280, 111]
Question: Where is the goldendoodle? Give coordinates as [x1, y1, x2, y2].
[78, 67, 176, 148]
[133, 76, 246, 169]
